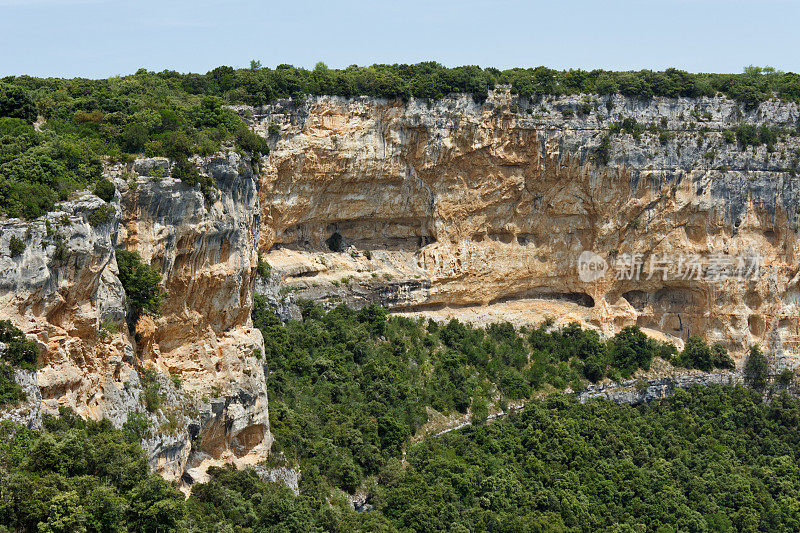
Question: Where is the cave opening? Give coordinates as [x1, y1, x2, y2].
[326, 231, 345, 252]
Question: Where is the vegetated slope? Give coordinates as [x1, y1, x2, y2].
[0, 75, 268, 218]
[2, 385, 798, 532]
[253, 300, 733, 496]
[381, 385, 800, 532]
[1, 64, 797, 219]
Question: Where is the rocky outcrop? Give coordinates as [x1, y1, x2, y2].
[246, 91, 800, 368]
[0, 151, 271, 486]
[0, 192, 132, 422]
[577, 370, 743, 405]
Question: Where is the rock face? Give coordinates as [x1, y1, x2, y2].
[0, 151, 270, 486]
[577, 370, 743, 405]
[114, 152, 271, 484]
[0, 193, 132, 422]
[3, 89, 800, 485]
[249, 91, 800, 368]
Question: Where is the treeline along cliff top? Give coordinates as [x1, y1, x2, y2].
[1, 63, 799, 218]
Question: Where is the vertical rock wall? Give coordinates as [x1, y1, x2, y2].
[0, 150, 271, 486]
[249, 91, 800, 369]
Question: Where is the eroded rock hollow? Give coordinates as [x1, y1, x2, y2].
[252, 92, 800, 370]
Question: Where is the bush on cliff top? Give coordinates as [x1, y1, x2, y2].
[13, 62, 785, 107]
[0, 81, 36, 123]
[0, 75, 268, 219]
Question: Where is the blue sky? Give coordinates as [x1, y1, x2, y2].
[1, 0, 797, 78]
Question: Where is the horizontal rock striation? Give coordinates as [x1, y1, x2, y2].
[248, 91, 800, 367]
[577, 370, 743, 405]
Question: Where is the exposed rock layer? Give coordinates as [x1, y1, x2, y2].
[0, 152, 270, 485]
[251, 92, 800, 368]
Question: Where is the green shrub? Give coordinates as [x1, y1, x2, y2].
[776, 369, 794, 387]
[0, 363, 25, 405]
[0, 82, 36, 123]
[8, 235, 24, 257]
[235, 125, 270, 158]
[711, 342, 735, 369]
[122, 411, 150, 442]
[50, 232, 69, 265]
[116, 250, 166, 318]
[256, 255, 271, 278]
[594, 135, 612, 165]
[722, 129, 736, 143]
[87, 204, 115, 227]
[733, 123, 780, 150]
[620, 117, 645, 140]
[268, 123, 280, 135]
[735, 123, 760, 147]
[608, 326, 654, 377]
[171, 158, 202, 186]
[172, 159, 216, 203]
[139, 368, 161, 413]
[0, 319, 39, 370]
[93, 178, 116, 202]
[678, 335, 713, 370]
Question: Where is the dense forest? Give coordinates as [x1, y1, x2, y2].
[2, 384, 799, 532]
[0, 301, 789, 531]
[1, 63, 799, 219]
[252, 300, 737, 497]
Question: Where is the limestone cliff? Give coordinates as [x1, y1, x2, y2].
[247, 91, 800, 370]
[3, 88, 800, 485]
[0, 150, 270, 487]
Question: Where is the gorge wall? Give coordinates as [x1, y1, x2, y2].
[250, 91, 800, 370]
[0, 151, 270, 487]
[2, 88, 800, 482]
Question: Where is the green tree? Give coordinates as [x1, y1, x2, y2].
[744, 345, 769, 390]
[609, 326, 654, 377]
[8, 235, 25, 257]
[93, 178, 116, 203]
[0, 319, 38, 370]
[711, 342, 735, 369]
[116, 250, 166, 319]
[127, 476, 185, 533]
[0, 363, 24, 405]
[679, 335, 713, 371]
[0, 82, 36, 123]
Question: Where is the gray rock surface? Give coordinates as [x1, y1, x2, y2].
[1, 150, 271, 484]
[577, 370, 743, 405]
